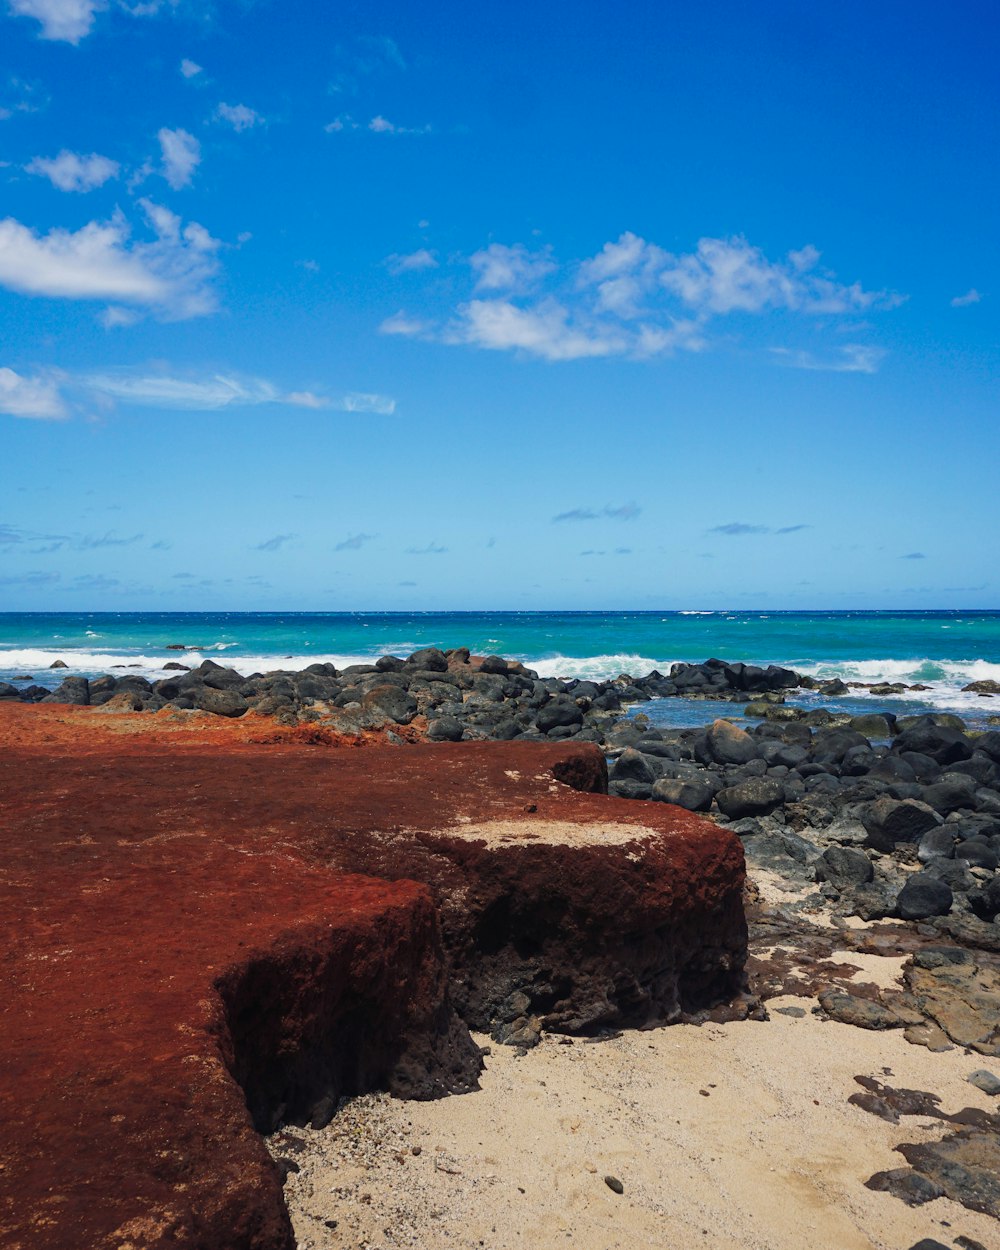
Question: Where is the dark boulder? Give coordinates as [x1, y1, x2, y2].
[861, 797, 941, 852]
[917, 827, 958, 863]
[650, 777, 717, 812]
[955, 839, 999, 871]
[361, 684, 418, 725]
[715, 778, 784, 819]
[40, 676, 90, 706]
[609, 749, 659, 786]
[892, 721, 973, 766]
[814, 846, 874, 889]
[974, 731, 1000, 764]
[535, 697, 584, 734]
[405, 648, 448, 672]
[896, 873, 953, 921]
[921, 774, 979, 815]
[427, 716, 464, 742]
[192, 686, 249, 718]
[478, 655, 508, 675]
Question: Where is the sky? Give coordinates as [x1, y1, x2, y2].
[1, 0, 997, 611]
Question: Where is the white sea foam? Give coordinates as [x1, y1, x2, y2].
[523, 653, 677, 681]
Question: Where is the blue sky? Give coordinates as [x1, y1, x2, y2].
[1, 0, 997, 610]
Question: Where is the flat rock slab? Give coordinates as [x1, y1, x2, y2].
[0, 705, 747, 1250]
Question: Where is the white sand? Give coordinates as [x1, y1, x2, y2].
[273, 1006, 1000, 1250]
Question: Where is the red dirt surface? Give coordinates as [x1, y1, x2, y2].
[0, 705, 747, 1250]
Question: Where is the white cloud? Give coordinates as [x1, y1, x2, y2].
[770, 344, 886, 374]
[655, 235, 901, 315]
[471, 242, 556, 293]
[0, 366, 66, 418]
[379, 310, 432, 337]
[215, 102, 262, 132]
[388, 230, 903, 366]
[368, 114, 429, 135]
[335, 392, 396, 415]
[158, 127, 200, 189]
[386, 248, 438, 275]
[951, 288, 982, 307]
[9, 0, 175, 42]
[0, 201, 220, 318]
[8, 0, 104, 42]
[179, 58, 202, 78]
[26, 149, 119, 192]
[450, 298, 627, 361]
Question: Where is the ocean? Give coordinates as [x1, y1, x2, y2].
[2, 610, 1000, 729]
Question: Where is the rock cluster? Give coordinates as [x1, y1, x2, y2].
[0, 652, 804, 731]
[604, 710, 1000, 932]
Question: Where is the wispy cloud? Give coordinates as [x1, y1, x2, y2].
[214, 102, 262, 132]
[0, 570, 60, 587]
[334, 391, 396, 415]
[951, 288, 982, 308]
[256, 533, 295, 552]
[405, 542, 447, 554]
[385, 249, 438, 275]
[900, 551, 926, 560]
[1, 366, 396, 417]
[708, 521, 810, 536]
[381, 231, 902, 365]
[26, 149, 119, 192]
[553, 502, 641, 523]
[770, 344, 886, 374]
[0, 366, 67, 419]
[325, 114, 430, 135]
[334, 532, 375, 551]
[0, 199, 220, 320]
[179, 58, 202, 79]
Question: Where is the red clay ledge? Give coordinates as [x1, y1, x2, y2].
[0, 706, 747, 1250]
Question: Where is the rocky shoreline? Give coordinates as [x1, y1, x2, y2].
[10, 647, 1000, 939]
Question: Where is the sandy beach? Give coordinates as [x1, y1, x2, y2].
[273, 998, 998, 1250]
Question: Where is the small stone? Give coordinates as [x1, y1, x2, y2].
[604, 1175, 624, 1194]
[411, 1145, 422, 1155]
[773, 1006, 807, 1018]
[968, 1069, 1000, 1096]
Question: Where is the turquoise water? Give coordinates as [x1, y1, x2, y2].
[2, 610, 999, 724]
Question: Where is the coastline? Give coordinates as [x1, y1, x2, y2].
[2, 645, 999, 1249]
